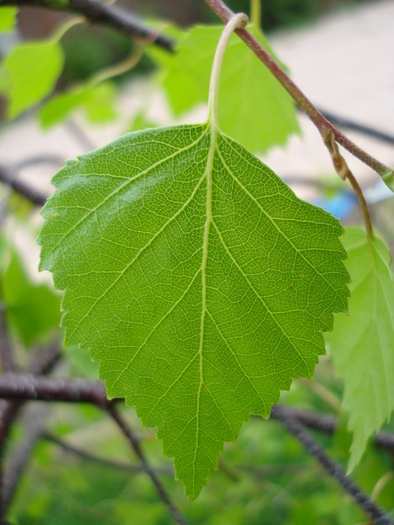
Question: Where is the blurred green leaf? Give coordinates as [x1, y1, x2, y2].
[2, 248, 61, 346]
[325, 228, 394, 472]
[64, 346, 99, 379]
[0, 7, 17, 33]
[40, 81, 116, 128]
[40, 89, 91, 127]
[0, 65, 10, 95]
[85, 83, 117, 123]
[129, 111, 157, 132]
[3, 40, 64, 118]
[148, 24, 300, 153]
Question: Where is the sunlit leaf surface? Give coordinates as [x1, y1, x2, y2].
[39, 123, 349, 499]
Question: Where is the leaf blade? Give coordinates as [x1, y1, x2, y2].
[39, 123, 349, 499]
[0, 7, 17, 33]
[3, 40, 64, 118]
[325, 228, 394, 472]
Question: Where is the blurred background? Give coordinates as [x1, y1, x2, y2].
[0, 1, 393, 524]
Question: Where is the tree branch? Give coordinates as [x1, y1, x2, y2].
[0, 0, 175, 51]
[205, 0, 393, 185]
[0, 374, 110, 407]
[272, 406, 394, 525]
[0, 375, 393, 451]
[107, 406, 188, 525]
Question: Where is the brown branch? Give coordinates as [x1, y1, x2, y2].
[0, 375, 393, 451]
[0, 0, 174, 51]
[107, 406, 188, 525]
[0, 374, 110, 407]
[272, 406, 394, 525]
[205, 0, 393, 184]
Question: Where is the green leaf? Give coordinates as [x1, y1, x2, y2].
[0, 65, 10, 95]
[3, 40, 64, 118]
[0, 7, 17, 33]
[85, 83, 117, 123]
[39, 123, 349, 499]
[325, 228, 394, 472]
[40, 90, 91, 128]
[148, 25, 300, 153]
[40, 82, 116, 128]
[2, 248, 61, 346]
[63, 346, 99, 379]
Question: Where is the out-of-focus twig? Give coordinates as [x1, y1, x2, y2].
[272, 406, 394, 525]
[0, 166, 48, 207]
[107, 406, 189, 525]
[0, 343, 60, 520]
[2, 405, 48, 513]
[0, 0, 175, 50]
[0, 312, 14, 375]
[43, 432, 174, 475]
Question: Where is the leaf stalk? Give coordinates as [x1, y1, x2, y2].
[208, 12, 248, 130]
[251, 0, 262, 31]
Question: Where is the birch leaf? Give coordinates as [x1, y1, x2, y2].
[325, 228, 394, 472]
[0, 7, 17, 33]
[39, 123, 349, 499]
[3, 40, 64, 118]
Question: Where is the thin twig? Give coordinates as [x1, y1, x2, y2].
[318, 109, 394, 146]
[0, 166, 48, 207]
[10, 155, 64, 172]
[2, 405, 48, 513]
[270, 406, 394, 452]
[43, 431, 310, 481]
[65, 120, 96, 151]
[0, 0, 175, 51]
[0, 344, 60, 521]
[107, 406, 188, 525]
[205, 0, 393, 183]
[0, 312, 14, 374]
[27, 343, 61, 377]
[272, 406, 394, 525]
[42, 432, 174, 475]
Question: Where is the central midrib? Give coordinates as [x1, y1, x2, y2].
[192, 124, 217, 493]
